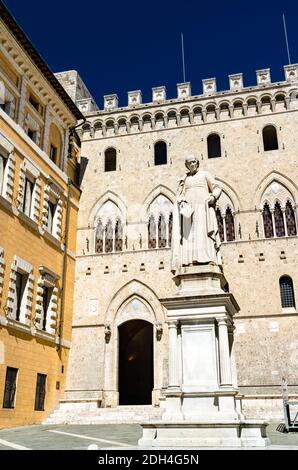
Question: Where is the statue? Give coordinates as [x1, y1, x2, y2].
[171, 156, 222, 273]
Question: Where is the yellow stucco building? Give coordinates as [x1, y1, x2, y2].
[0, 3, 84, 428]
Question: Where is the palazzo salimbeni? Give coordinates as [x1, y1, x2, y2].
[0, 1, 297, 427]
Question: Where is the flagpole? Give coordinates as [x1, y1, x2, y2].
[181, 32, 186, 82]
[283, 14, 291, 64]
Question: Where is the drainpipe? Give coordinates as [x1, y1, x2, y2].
[57, 117, 86, 351]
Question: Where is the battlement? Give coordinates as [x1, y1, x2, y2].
[78, 65, 298, 115]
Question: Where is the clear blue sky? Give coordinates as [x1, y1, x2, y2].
[4, 0, 298, 108]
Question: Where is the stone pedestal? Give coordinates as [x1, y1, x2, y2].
[138, 266, 270, 447]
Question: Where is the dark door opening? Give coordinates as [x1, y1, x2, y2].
[118, 320, 153, 405]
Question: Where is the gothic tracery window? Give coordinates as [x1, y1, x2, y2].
[115, 219, 123, 251]
[225, 207, 235, 242]
[215, 192, 236, 242]
[216, 209, 224, 242]
[94, 200, 124, 253]
[95, 220, 104, 253]
[158, 215, 167, 248]
[263, 203, 274, 238]
[285, 201, 297, 236]
[148, 215, 156, 249]
[105, 220, 113, 253]
[147, 195, 173, 249]
[261, 182, 297, 239]
[168, 212, 173, 248]
[274, 202, 285, 237]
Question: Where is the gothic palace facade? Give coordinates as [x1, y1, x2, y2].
[51, 66, 298, 422]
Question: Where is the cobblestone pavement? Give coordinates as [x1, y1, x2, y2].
[0, 423, 297, 450]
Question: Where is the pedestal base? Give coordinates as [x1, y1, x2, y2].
[138, 420, 270, 448]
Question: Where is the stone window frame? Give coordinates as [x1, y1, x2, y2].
[153, 140, 168, 166]
[262, 124, 279, 152]
[0, 132, 16, 204]
[35, 266, 60, 335]
[6, 255, 34, 326]
[17, 158, 41, 224]
[41, 179, 63, 240]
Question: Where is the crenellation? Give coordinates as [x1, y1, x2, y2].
[78, 80, 298, 142]
[202, 77, 217, 95]
[256, 68, 271, 86]
[152, 86, 166, 103]
[229, 73, 243, 91]
[128, 90, 142, 107]
[78, 66, 298, 118]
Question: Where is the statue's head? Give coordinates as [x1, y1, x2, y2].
[185, 155, 199, 173]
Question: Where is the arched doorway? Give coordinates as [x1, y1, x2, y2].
[118, 320, 153, 405]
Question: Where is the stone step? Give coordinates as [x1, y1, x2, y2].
[43, 404, 164, 425]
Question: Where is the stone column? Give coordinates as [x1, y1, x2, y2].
[218, 318, 233, 387]
[168, 321, 179, 388]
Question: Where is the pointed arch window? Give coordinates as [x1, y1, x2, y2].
[274, 202, 285, 237]
[263, 203, 274, 238]
[95, 220, 104, 253]
[216, 209, 224, 242]
[285, 201, 297, 236]
[105, 147, 117, 172]
[154, 141, 167, 165]
[105, 220, 113, 252]
[158, 215, 167, 248]
[262, 125, 278, 151]
[225, 208, 235, 241]
[207, 133, 221, 158]
[148, 215, 156, 248]
[115, 219, 123, 251]
[279, 276, 296, 309]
